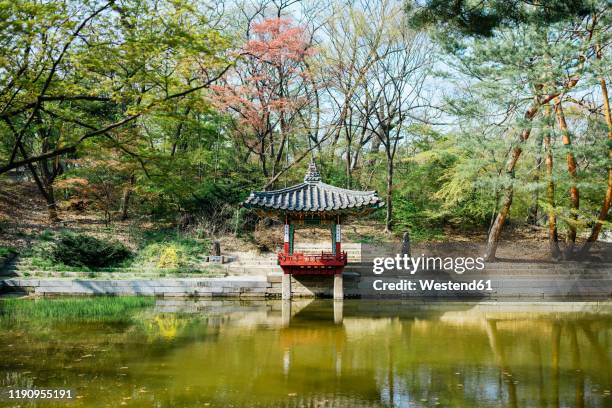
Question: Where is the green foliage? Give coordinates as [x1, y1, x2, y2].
[0, 0, 232, 224]
[404, 0, 610, 246]
[408, 0, 596, 37]
[0, 0, 609, 251]
[129, 110, 259, 224]
[54, 232, 131, 268]
[393, 198, 444, 242]
[389, 132, 496, 239]
[0, 246, 17, 258]
[38, 230, 55, 241]
[31, 231, 132, 269]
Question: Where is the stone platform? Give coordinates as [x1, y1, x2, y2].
[1, 262, 611, 299]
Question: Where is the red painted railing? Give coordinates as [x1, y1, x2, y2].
[278, 251, 347, 265]
[278, 252, 347, 275]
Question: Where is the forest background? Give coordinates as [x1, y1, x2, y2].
[0, 0, 610, 268]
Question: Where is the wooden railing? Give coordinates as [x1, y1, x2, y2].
[278, 251, 347, 265]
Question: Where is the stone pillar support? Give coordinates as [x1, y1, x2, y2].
[281, 299, 291, 327]
[282, 273, 292, 300]
[333, 273, 343, 300]
[333, 300, 343, 324]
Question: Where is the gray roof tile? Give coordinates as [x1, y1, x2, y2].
[243, 161, 384, 213]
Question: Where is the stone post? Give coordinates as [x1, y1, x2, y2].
[333, 273, 343, 300]
[401, 231, 411, 257]
[212, 240, 221, 256]
[281, 299, 291, 327]
[282, 273, 292, 300]
[333, 300, 343, 324]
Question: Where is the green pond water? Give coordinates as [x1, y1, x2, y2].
[0, 298, 610, 407]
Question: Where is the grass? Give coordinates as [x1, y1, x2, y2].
[0, 296, 154, 322]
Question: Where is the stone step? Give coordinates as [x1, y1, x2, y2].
[223, 265, 283, 274]
[6, 263, 609, 277]
[294, 243, 362, 247]
[484, 264, 612, 269]
[348, 271, 612, 278]
[17, 267, 603, 274]
[0, 269, 226, 278]
[345, 262, 612, 269]
[4, 264, 214, 272]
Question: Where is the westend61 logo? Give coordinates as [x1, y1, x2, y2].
[368, 253, 492, 294]
[372, 254, 486, 275]
[361, 244, 492, 294]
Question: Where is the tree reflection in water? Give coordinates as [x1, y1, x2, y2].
[0, 298, 610, 407]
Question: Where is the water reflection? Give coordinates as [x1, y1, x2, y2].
[0, 298, 610, 407]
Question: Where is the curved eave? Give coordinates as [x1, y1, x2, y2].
[242, 179, 385, 219]
[243, 201, 385, 212]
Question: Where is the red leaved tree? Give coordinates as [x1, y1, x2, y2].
[212, 18, 317, 185]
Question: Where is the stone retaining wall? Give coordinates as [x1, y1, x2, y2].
[1, 276, 274, 298]
[2, 263, 611, 299]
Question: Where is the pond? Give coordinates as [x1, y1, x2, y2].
[0, 297, 610, 407]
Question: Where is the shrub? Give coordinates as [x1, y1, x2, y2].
[133, 229, 208, 269]
[38, 229, 55, 241]
[50, 232, 131, 268]
[157, 244, 182, 268]
[0, 217, 9, 234]
[0, 246, 17, 258]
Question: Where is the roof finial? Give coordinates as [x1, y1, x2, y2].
[304, 159, 321, 184]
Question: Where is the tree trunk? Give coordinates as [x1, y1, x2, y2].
[120, 174, 135, 221]
[527, 132, 544, 225]
[345, 127, 352, 189]
[485, 97, 542, 261]
[485, 182, 513, 261]
[585, 58, 612, 245]
[554, 99, 579, 254]
[367, 133, 382, 167]
[543, 109, 561, 259]
[45, 184, 59, 222]
[18, 143, 60, 223]
[485, 139, 527, 260]
[385, 157, 393, 233]
[40, 152, 61, 223]
[484, 80, 582, 261]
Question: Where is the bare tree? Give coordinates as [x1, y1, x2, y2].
[320, 0, 391, 182]
[353, 2, 431, 232]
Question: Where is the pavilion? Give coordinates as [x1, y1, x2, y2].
[243, 160, 384, 299]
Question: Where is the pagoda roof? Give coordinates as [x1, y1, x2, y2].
[243, 161, 384, 214]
